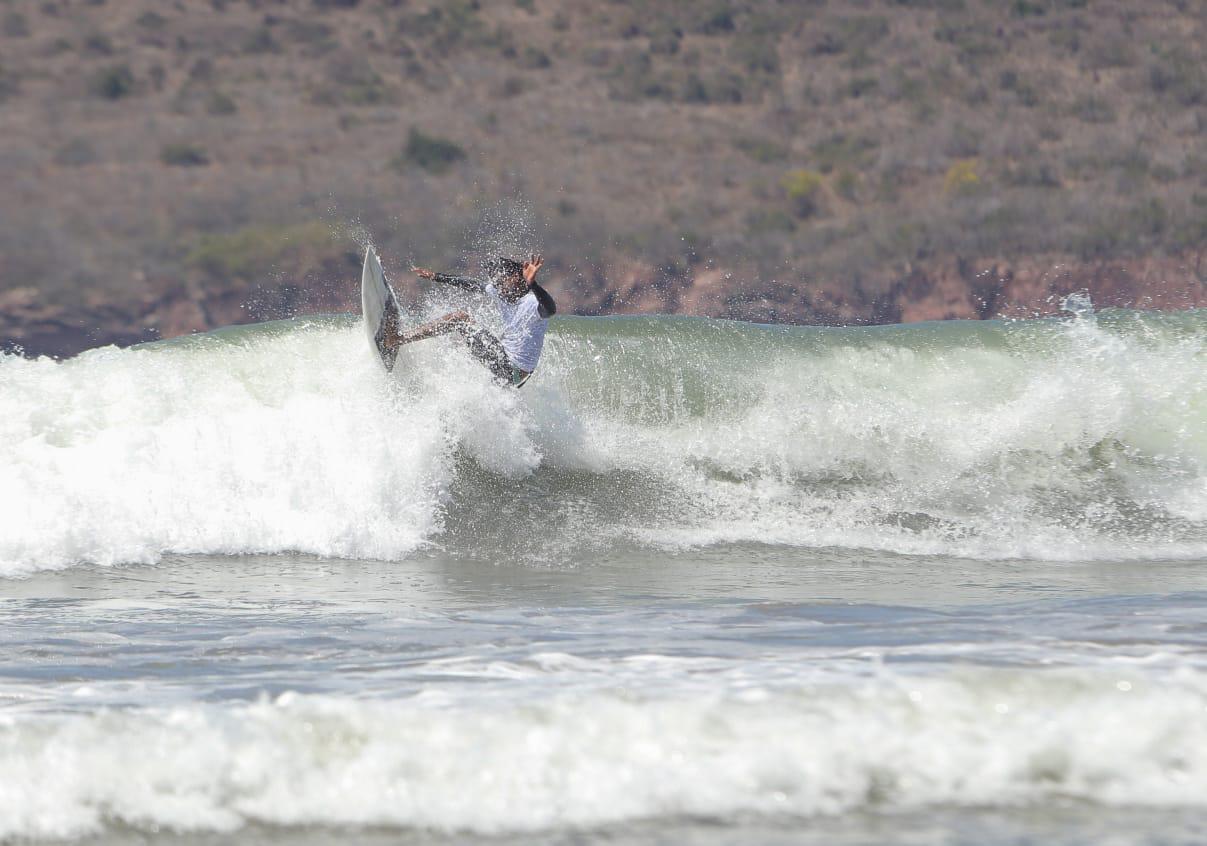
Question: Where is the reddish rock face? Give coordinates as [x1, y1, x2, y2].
[676, 268, 729, 316]
[893, 259, 983, 324]
[3, 252, 1205, 359]
[984, 255, 1207, 319]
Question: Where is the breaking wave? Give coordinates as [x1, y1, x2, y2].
[3, 667, 1205, 839]
[5, 303, 1207, 574]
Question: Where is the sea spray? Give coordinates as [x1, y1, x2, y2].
[5, 308, 1207, 574]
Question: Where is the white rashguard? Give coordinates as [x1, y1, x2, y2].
[485, 283, 549, 373]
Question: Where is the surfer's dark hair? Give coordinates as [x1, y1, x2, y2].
[484, 256, 524, 280]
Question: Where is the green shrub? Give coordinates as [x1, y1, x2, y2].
[875, 164, 908, 202]
[1128, 197, 1168, 239]
[875, 220, 934, 262]
[730, 32, 779, 75]
[693, 3, 736, 35]
[0, 64, 17, 102]
[496, 26, 518, 59]
[607, 50, 671, 101]
[84, 33, 113, 54]
[3, 12, 29, 37]
[518, 46, 551, 69]
[1073, 95, 1116, 123]
[135, 11, 167, 29]
[955, 203, 1025, 254]
[1011, 0, 1047, 17]
[53, 138, 97, 166]
[401, 1, 484, 52]
[734, 136, 788, 163]
[782, 169, 825, 218]
[205, 90, 237, 115]
[1074, 199, 1167, 259]
[312, 54, 389, 106]
[847, 76, 877, 98]
[1172, 201, 1207, 251]
[943, 159, 980, 194]
[1151, 163, 1178, 183]
[649, 26, 682, 56]
[242, 27, 278, 53]
[888, 0, 964, 9]
[90, 65, 135, 99]
[746, 208, 796, 234]
[160, 143, 209, 167]
[678, 71, 707, 103]
[395, 128, 466, 174]
[498, 76, 525, 98]
[1148, 50, 1204, 106]
[942, 123, 981, 157]
[1002, 161, 1061, 189]
[282, 19, 335, 53]
[812, 133, 877, 173]
[934, 22, 1000, 67]
[682, 69, 746, 104]
[1075, 220, 1122, 259]
[998, 69, 1040, 105]
[1047, 22, 1082, 53]
[816, 16, 889, 56]
[835, 169, 860, 201]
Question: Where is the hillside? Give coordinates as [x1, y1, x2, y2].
[0, 0, 1204, 356]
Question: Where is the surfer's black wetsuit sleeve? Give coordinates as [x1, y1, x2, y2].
[432, 273, 487, 293]
[531, 283, 557, 318]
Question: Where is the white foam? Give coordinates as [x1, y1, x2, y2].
[0, 321, 536, 576]
[535, 311, 1207, 561]
[6, 309, 1207, 573]
[2, 669, 1205, 839]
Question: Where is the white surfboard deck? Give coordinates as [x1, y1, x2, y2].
[361, 246, 402, 371]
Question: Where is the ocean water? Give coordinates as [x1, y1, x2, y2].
[3, 305, 1207, 844]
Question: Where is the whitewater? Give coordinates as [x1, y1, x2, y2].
[6, 305, 1207, 574]
[3, 304, 1207, 844]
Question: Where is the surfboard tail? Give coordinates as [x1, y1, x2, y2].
[361, 246, 403, 372]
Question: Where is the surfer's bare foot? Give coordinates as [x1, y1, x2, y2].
[378, 307, 401, 353]
[412, 267, 436, 280]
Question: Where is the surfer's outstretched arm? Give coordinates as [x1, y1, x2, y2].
[413, 267, 486, 293]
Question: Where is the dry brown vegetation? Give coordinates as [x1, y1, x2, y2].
[0, 0, 1204, 355]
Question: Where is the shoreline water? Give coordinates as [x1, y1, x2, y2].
[4, 551, 1207, 843]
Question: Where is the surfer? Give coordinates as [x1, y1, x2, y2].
[386, 254, 556, 387]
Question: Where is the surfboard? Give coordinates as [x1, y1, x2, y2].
[361, 246, 402, 372]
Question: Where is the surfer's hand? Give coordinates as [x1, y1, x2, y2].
[412, 266, 436, 280]
[522, 254, 543, 286]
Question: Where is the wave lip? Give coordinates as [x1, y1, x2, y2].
[2, 669, 1205, 840]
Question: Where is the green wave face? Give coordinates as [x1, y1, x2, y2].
[6, 307, 1207, 572]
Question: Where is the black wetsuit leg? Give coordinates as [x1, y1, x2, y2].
[464, 327, 513, 382]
